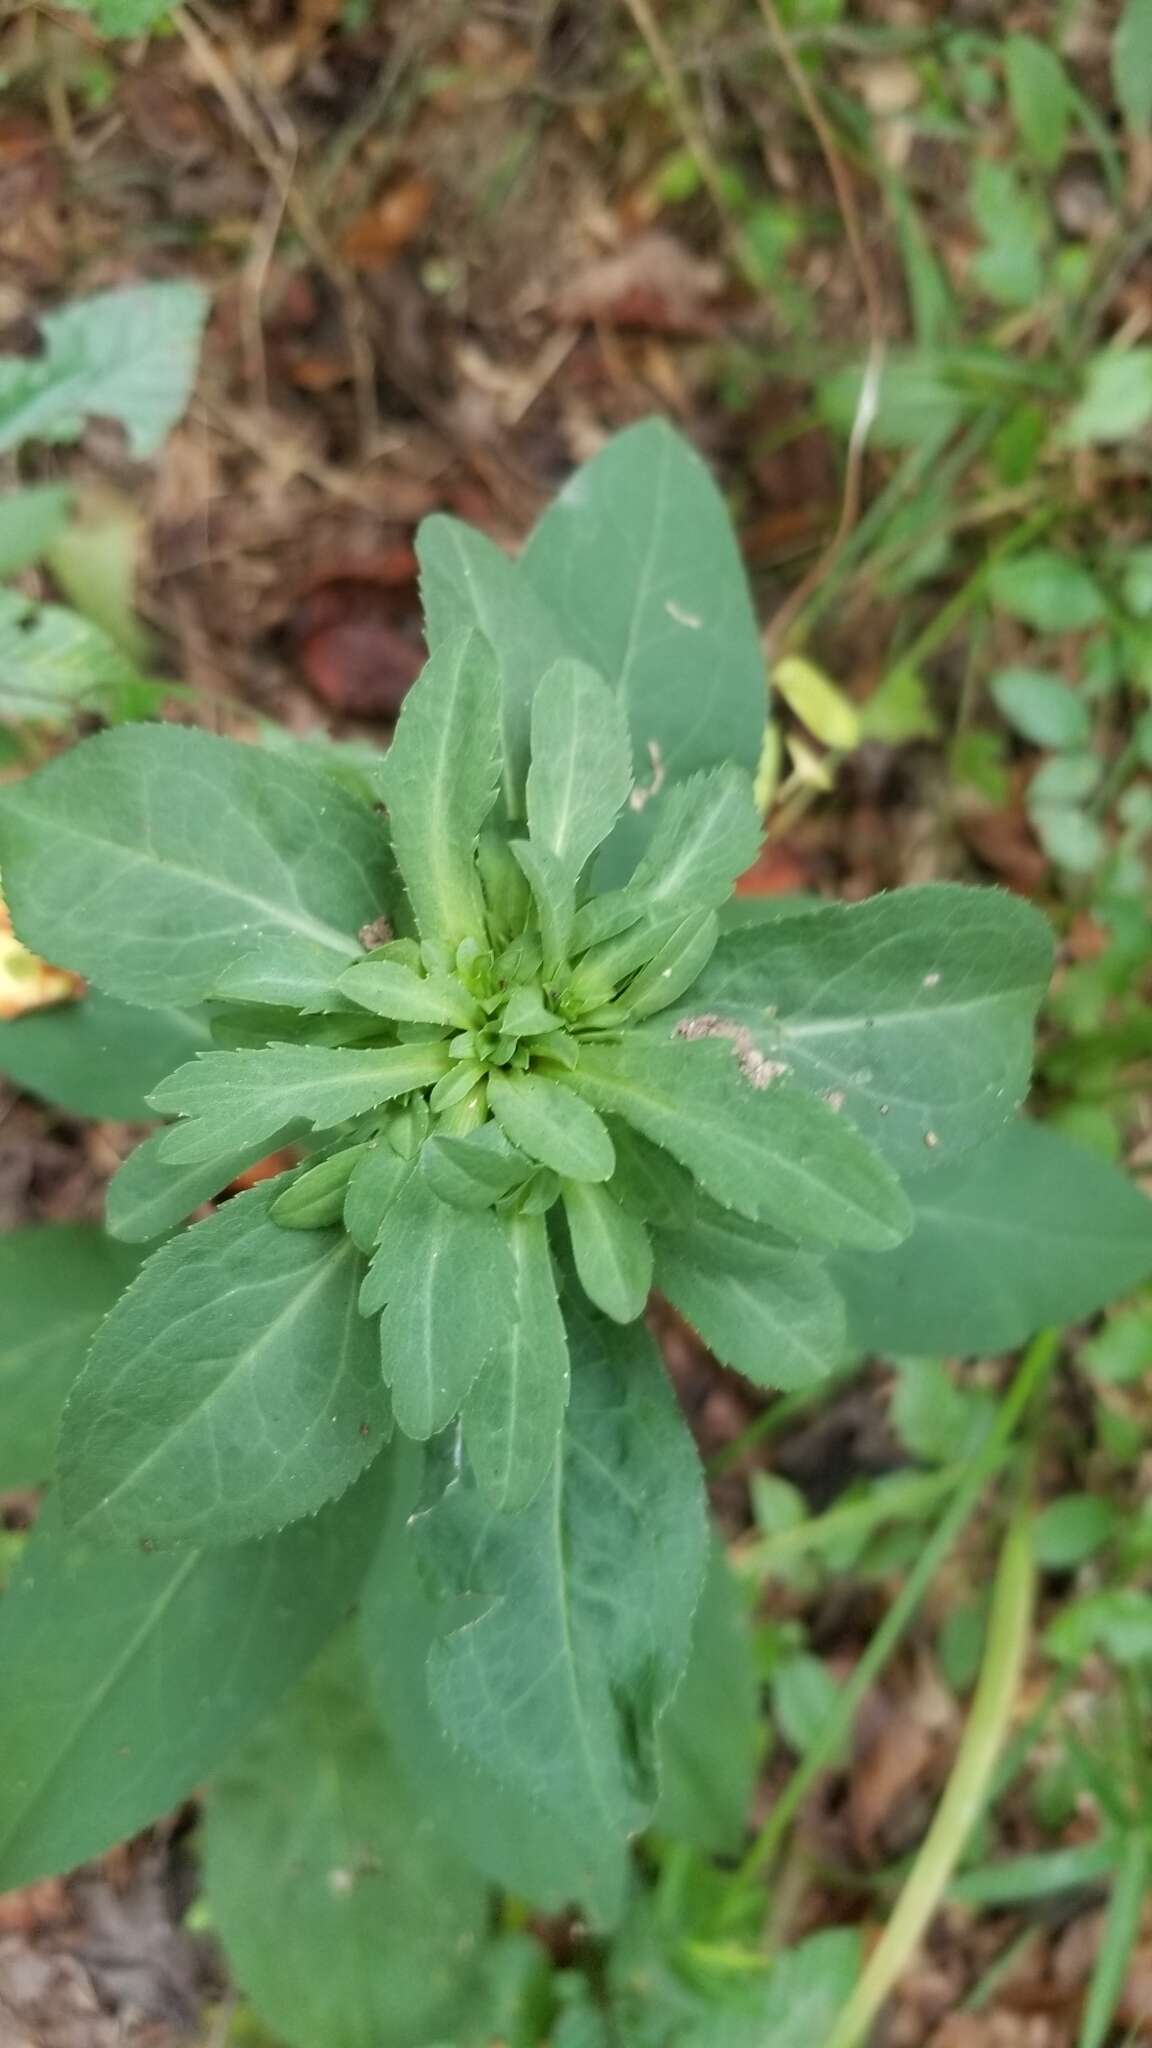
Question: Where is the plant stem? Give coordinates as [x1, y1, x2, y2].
[1077, 1830, 1149, 2048]
[822, 1475, 1036, 2048]
[733, 1330, 1059, 1894]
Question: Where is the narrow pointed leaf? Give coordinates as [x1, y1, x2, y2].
[337, 955, 476, 1028]
[830, 1121, 1152, 1355]
[105, 1126, 298, 1243]
[463, 1211, 570, 1511]
[626, 765, 762, 912]
[510, 838, 574, 972]
[60, 1184, 388, 1550]
[526, 659, 632, 882]
[202, 1641, 489, 2048]
[343, 1138, 415, 1252]
[415, 1303, 707, 1895]
[0, 1228, 141, 1491]
[488, 1067, 615, 1182]
[562, 1179, 653, 1323]
[574, 1038, 910, 1249]
[270, 1145, 369, 1229]
[152, 1041, 449, 1165]
[369, 1175, 515, 1439]
[670, 884, 1053, 1171]
[618, 907, 718, 1020]
[654, 1230, 847, 1390]
[0, 725, 393, 1007]
[0, 1469, 386, 1891]
[380, 627, 501, 947]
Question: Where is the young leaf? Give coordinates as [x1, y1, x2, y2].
[152, 1040, 449, 1164]
[417, 513, 570, 816]
[211, 934, 358, 1012]
[0, 725, 394, 1007]
[0, 283, 208, 458]
[574, 1038, 910, 1250]
[0, 992, 210, 1121]
[669, 884, 1053, 1172]
[270, 1145, 369, 1229]
[0, 592, 149, 726]
[617, 907, 718, 1020]
[367, 1174, 515, 1440]
[519, 419, 768, 884]
[420, 1124, 532, 1210]
[526, 659, 632, 882]
[625, 765, 762, 913]
[0, 1467, 386, 1892]
[0, 1227, 141, 1491]
[562, 1179, 653, 1323]
[1004, 35, 1071, 169]
[653, 1228, 847, 1390]
[510, 838, 575, 972]
[830, 1121, 1152, 1356]
[462, 1210, 570, 1512]
[202, 1640, 489, 2048]
[343, 1138, 415, 1253]
[488, 1067, 615, 1182]
[414, 1302, 706, 1900]
[106, 1126, 296, 1243]
[654, 1542, 761, 1856]
[60, 1184, 389, 1551]
[337, 955, 477, 1028]
[380, 627, 501, 947]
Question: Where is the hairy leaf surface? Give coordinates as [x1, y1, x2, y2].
[462, 1211, 570, 1510]
[654, 1228, 847, 1389]
[152, 1041, 448, 1164]
[526, 659, 632, 883]
[488, 1067, 615, 1182]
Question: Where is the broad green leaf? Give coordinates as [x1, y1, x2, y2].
[562, 1179, 653, 1322]
[152, 1040, 448, 1165]
[0, 1465, 385, 1891]
[60, 1184, 388, 1550]
[421, 1124, 531, 1210]
[829, 1122, 1152, 1355]
[380, 627, 501, 947]
[417, 514, 570, 815]
[365, 1173, 514, 1439]
[0, 991, 210, 1121]
[988, 550, 1106, 633]
[338, 954, 476, 1028]
[106, 1126, 293, 1242]
[0, 725, 394, 1007]
[670, 884, 1053, 1172]
[414, 1302, 706, 1912]
[361, 1443, 623, 1918]
[202, 1641, 489, 2048]
[574, 1038, 910, 1250]
[653, 1541, 761, 1855]
[488, 1067, 615, 1181]
[1114, 0, 1152, 132]
[526, 659, 632, 882]
[0, 283, 208, 458]
[0, 486, 71, 577]
[212, 934, 358, 1012]
[463, 1210, 570, 1511]
[0, 592, 149, 726]
[1004, 35, 1071, 169]
[0, 1227, 141, 1491]
[519, 420, 768, 884]
[653, 1227, 847, 1390]
[991, 668, 1091, 748]
[625, 766, 762, 911]
[1065, 349, 1152, 446]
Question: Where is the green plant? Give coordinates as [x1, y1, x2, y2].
[0, 420, 1151, 2045]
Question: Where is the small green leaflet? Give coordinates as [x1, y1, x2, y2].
[152, 1041, 448, 1164]
[338, 955, 476, 1028]
[271, 1146, 368, 1229]
[366, 1173, 515, 1440]
[344, 1139, 414, 1253]
[488, 1067, 615, 1182]
[510, 837, 575, 973]
[212, 934, 358, 1013]
[380, 627, 501, 948]
[625, 765, 762, 913]
[421, 1124, 532, 1210]
[60, 1184, 388, 1550]
[0, 485, 71, 578]
[0, 993, 210, 1122]
[0, 591, 150, 727]
[416, 513, 570, 816]
[526, 659, 632, 884]
[1004, 35, 1071, 169]
[574, 1038, 910, 1249]
[670, 883, 1053, 1172]
[562, 1179, 653, 1323]
[202, 1640, 490, 2048]
[0, 282, 208, 458]
[0, 725, 393, 1007]
[0, 1227, 141, 1491]
[654, 1542, 761, 1856]
[653, 1226, 847, 1390]
[463, 1211, 570, 1511]
[519, 419, 768, 885]
[415, 1304, 706, 1910]
[830, 1121, 1152, 1357]
[0, 1467, 386, 1892]
[106, 1126, 300, 1243]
